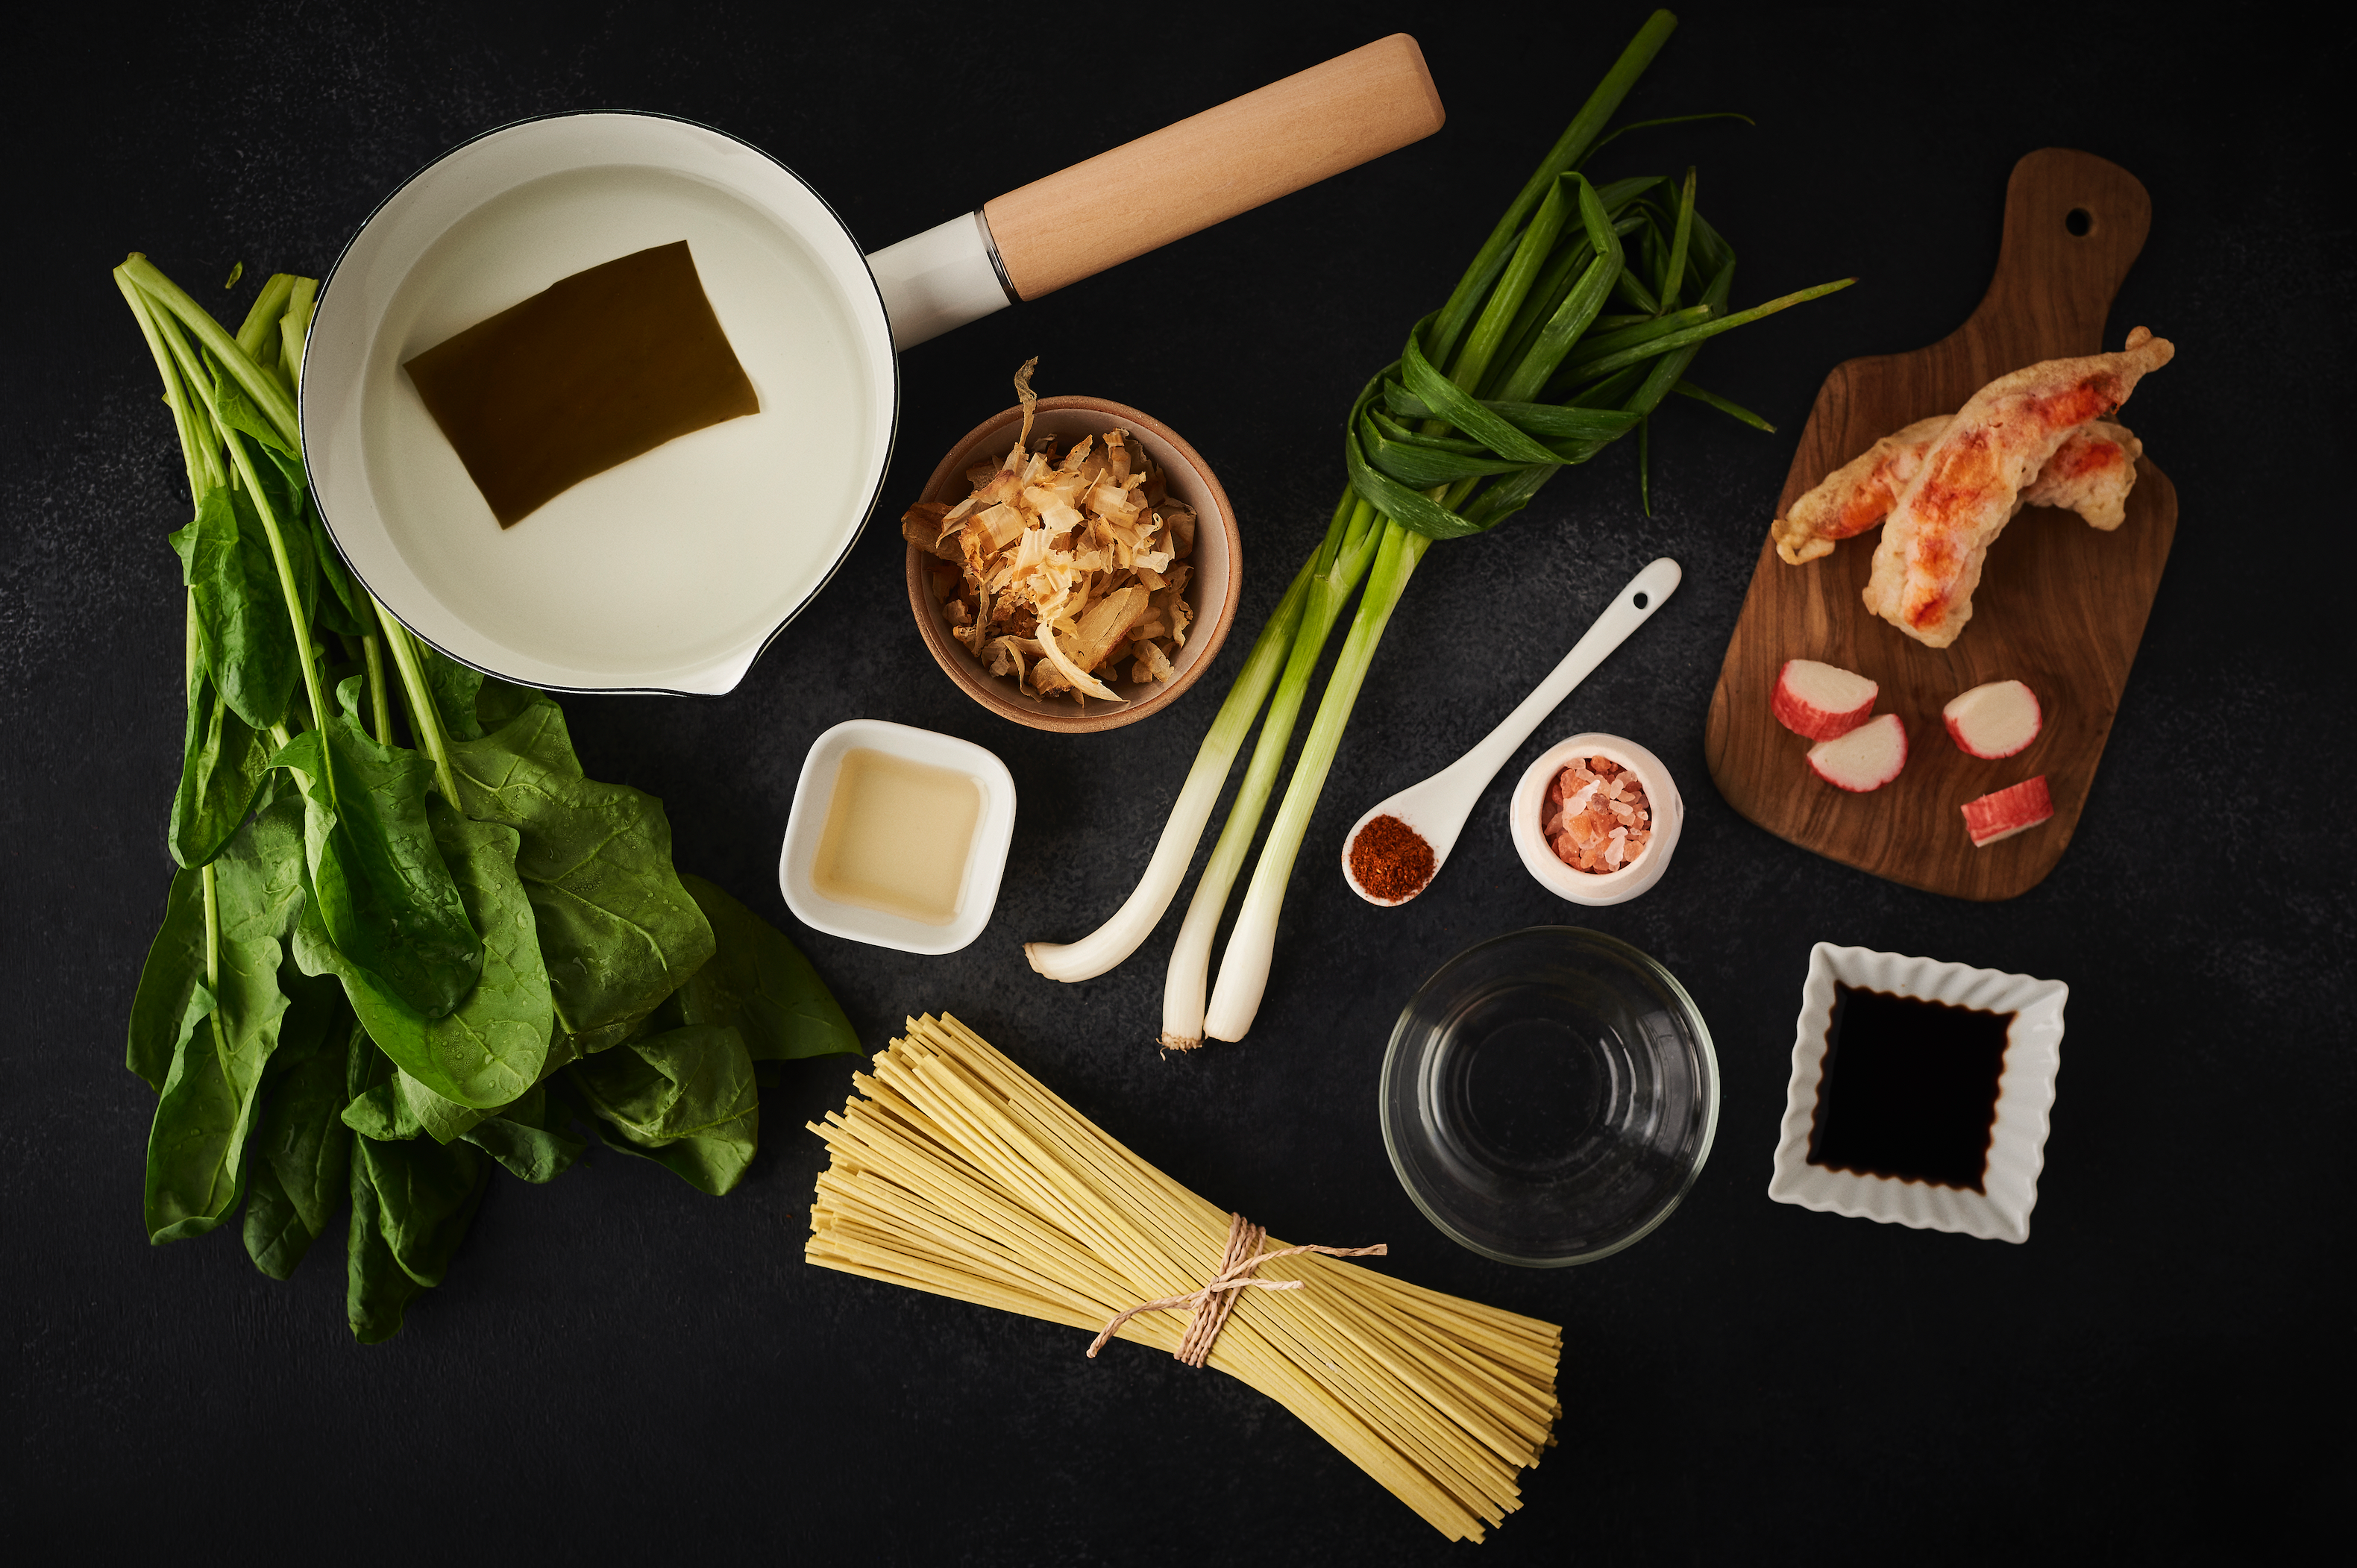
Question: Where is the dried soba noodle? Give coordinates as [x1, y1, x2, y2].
[805, 1015, 1563, 1541]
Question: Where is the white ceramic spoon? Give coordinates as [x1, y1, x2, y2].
[1340, 556, 1683, 906]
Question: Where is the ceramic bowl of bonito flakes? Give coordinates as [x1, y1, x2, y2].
[1510, 733, 1684, 906]
[901, 386, 1241, 733]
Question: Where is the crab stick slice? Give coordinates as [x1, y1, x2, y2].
[1806, 712, 1907, 792]
[1772, 659, 1879, 741]
[1944, 679, 2043, 759]
[1962, 776, 2054, 847]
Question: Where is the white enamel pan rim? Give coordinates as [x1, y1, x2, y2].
[300, 109, 901, 698]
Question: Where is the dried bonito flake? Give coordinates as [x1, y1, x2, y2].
[903, 379, 1196, 708]
[1543, 756, 1653, 873]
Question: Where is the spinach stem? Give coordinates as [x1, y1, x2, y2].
[199, 859, 228, 1071]
[279, 278, 318, 395]
[361, 634, 392, 747]
[113, 269, 216, 496]
[234, 274, 297, 366]
[374, 600, 462, 804]
[222, 427, 327, 738]
[120, 254, 300, 448]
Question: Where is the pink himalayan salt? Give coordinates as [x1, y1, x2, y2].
[1542, 756, 1652, 874]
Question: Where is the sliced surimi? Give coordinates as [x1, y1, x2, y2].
[1806, 712, 1907, 792]
[1772, 659, 1878, 740]
[1962, 776, 2055, 847]
[1944, 680, 2043, 759]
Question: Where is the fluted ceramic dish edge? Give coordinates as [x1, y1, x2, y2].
[1767, 943, 2067, 1244]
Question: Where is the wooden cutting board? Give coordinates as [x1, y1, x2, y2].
[1704, 148, 2178, 901]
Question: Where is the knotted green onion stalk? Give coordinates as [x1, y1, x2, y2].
[1023, 9, 1853, 1045]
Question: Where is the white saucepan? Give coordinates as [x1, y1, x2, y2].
[301, 36, 1442, 695]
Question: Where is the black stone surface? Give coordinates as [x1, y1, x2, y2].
[7, 4, 2349, 1559]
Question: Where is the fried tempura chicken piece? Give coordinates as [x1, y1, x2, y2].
[1862, 327, 2174, 647]
[1773, 418, 2144, 564]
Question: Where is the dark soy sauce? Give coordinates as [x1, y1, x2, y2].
[404, 241, 759, 527]
[1807, 984, 2015, 1191]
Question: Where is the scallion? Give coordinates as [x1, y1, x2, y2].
[1027, 9, 1855, 1044]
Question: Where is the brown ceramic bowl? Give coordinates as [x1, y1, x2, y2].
[904, 396, 1241, 733]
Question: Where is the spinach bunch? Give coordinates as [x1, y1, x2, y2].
[117, 256, 860, 1343]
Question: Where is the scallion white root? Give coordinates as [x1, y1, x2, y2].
[1161, 501, 1381, 1048]
[1203, 522, 1429, 1042]
[1023, 555, 1316, 985]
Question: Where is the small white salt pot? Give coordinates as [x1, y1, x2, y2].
[1510, 733, 1683, 907]
[778, 718, 1017, 956]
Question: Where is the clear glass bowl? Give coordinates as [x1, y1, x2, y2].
[1379, 926, 1719, 1267]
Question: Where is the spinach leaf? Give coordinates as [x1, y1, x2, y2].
[142, 799, 308, 1241]
[571, 1023, 759, 1197]
[677, 874, 861, 1061]
[298, 798, 552, 1108]
[356, 1131, 486, 1288]
[342, 1030, 488, 1343]
[450, 699, 714, 1053]
[127, 866, 210, 1091]
[415, 639, 486, 742]
[210, 352, 296, 459]
[460, 1082, 585, 1183]
[474, 677, 539, 732]
[170, 484, 305, 732]
[346, 1169, 422, 1345]
[170, 658, 272, 870]
[339, 1082, 408, 1141]
[242, 1162, 308, 1280]
[241, 1038, 352, 1279]
[274, 716, 482, 1018]
[269, 952, 348, 1073]
[209, 352, 321, 612]
[342, 1064, 492, 1144]
[303, 490, 371, 639]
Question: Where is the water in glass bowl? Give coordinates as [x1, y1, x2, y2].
[1381, 926, 1718, 1266]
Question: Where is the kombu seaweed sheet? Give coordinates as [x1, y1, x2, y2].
[404, 241, 759, 526]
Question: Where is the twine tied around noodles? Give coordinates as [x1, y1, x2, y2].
[1087, 1213, 1387, 1368]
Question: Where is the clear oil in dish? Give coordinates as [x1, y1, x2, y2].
[811, 748, 981, 926]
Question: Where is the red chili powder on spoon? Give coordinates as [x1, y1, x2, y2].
[1350, 815, 1436, 903]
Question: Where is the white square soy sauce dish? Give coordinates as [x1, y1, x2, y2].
[779, 719, 1016, 956]
[1767, 944, 2067, 1244]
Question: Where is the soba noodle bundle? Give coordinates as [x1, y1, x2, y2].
[805, 1015, 1562, 1541]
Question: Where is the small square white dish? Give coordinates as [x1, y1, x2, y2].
[779, 719, 1016, 955]
[1767, 943, 2067, 1244]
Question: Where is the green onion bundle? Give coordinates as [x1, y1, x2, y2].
[1024, 10, 1852, 1041]
[116, 257, 859, 1341]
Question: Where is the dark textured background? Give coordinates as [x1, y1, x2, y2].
[7, 3, 2350, 1560]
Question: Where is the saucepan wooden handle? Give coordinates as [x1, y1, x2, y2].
[981, 34, 1444, 301]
